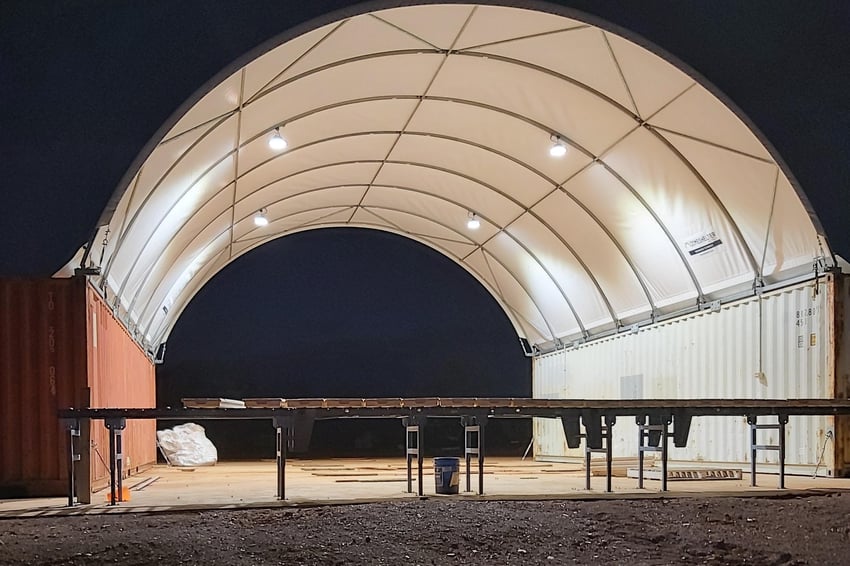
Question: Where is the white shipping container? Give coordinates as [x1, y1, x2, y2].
[533, 274, 847, 476]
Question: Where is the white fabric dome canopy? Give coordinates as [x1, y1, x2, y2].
[73, 3, 832, 353]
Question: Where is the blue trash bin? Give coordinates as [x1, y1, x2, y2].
[434, 457, 460, 494]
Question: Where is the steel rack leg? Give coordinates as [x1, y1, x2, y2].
[273, 418, 288, 500]
[462, 417, 485, 495]
[748, 414, 788, 489]
[749, 415, 758, 486]
[604, 415, 615, 493]
[403, 418, 424, 496]
[63, 419, 81, 507]
[583, 415, 615, 492]
[104, 418, 126, 505]
[779, 415, 788, 489]
[661, 418, 669, 493]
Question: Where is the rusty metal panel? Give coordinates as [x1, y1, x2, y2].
[533, 277, 837, 474]
[830, 273, 850, 476]
[85, 286, 156, 484]
[0, 278, 88, 497]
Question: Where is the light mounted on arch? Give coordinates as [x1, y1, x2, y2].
[253, 208, 269, 227]
[549, 135, 568, 158]
[467, 211, 481, 230]
[268, 127, 287, 151]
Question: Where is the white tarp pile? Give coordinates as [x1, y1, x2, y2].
[156, 423, 218, 467]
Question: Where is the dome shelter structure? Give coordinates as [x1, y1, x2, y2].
[64, 3, 833, 358]
[4, 2, 839, 501]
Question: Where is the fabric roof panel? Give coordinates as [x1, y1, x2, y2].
[602, 127, 757, 295]
[237, 98, 418, 176]
[485, 231, 582, 339]
[234, 162, 381, 219]
[604, 33, 694, 119]
[373, 162, 524, 227]
[454, 4, 584, 50]
[428, 55, 637, 157]
[361, 186, 501, 245]
[506, 213, 616, 330]
[389, 134, 554, 207]
[170, 71, 242, 141]
[374, 5, 475, 49]
[235, 133, 397, 202]
[407, 99, 593, 182]
[648, 83, 773, 161]
[274, 14, 436, 83]
[239, 53, 444, 143]
[242, 23, 337, 102]
[471, 26, 636, 114]
[553, 163, 697, 307]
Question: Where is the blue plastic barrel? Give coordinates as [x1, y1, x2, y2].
[434, 457, 460, 494]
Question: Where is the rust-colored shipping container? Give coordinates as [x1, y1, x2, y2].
[0, 277, 156, 498]
[85, 284, 156, 485]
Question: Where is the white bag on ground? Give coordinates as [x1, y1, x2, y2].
[156, 423, 218, 467]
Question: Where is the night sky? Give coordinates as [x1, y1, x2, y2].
[2, 2, 849, 454]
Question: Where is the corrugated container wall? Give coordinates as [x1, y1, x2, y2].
[533, 274, 850, 477]
[0, 278, 157, 497]
[0, 278, 88, 497]
[86, 285, 156, 484]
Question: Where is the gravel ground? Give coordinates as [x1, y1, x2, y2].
[1, 494, 849, 565]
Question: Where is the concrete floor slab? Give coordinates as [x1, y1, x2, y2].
[2, 457, 849, 518]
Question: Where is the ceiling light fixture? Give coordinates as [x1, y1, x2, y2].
[467, 211, 480, 230]
[268, 127, 287, 150]
[549, 135, 568, 158]
[253, 208, 269, 227]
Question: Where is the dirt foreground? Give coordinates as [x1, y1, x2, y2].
[2, 494, 849, 565]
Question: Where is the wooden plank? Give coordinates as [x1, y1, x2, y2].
[282, 398, 326, 409]
[438, 398, 474, 407]
[243, 398, 285, 408]
[324, 398, 365, 409]
[181, 398, 245, 409]
[363, 398, 403, 408]
[402, 397, 440, 408]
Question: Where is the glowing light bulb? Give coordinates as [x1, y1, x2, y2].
[549, 138, 567, 157]
[254, 209, 269, 227]
[268, 128, 287, 150]
[467, 213, 480, 230]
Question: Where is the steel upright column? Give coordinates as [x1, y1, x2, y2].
[63, 419, 80, 507]
[104, 418, 126, 505]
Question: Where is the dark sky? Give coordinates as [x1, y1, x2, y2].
[2, 1, 849, 400]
